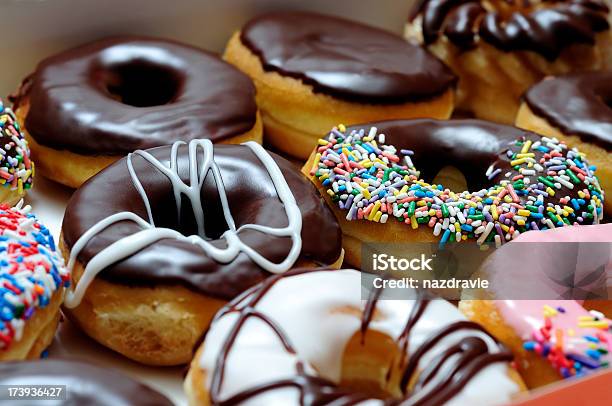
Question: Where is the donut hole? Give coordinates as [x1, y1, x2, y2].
[151, 172, 231, 240]
[103, 63, 181, 107]
[339, 329, 403, 400]
[133, 151, 231, 240]
[431, 166, 468, 192]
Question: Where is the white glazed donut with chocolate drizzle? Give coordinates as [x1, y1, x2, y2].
[60, 140, 343, 366]
[185, 269, 525, 405]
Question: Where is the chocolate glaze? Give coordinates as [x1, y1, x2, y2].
[207, 269, 512, 405]
[13, 36, 258, 155]
[240, 11, 456, 104]
[524, 72, 612, 151]
[62, 144, 342, 300]
[0, 360, 172, 406]
[344, 119, 602, 213]
[410, 0, 610, 60]
[349, 119, 529, 185]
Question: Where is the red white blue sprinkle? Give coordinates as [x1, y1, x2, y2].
[0, 202, 69, 351]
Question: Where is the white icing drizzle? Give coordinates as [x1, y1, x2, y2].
[64, 140, 302, 308]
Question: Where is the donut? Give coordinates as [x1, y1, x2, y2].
[467, 223, 612, 306]
[0, 99, 33, 205]
[185, 268, 525, 405]
[59, 139, 342, 365]
[0, 202, 69, 361]
[459, 224, 612, 388]
[516, 72, 612, 215]
[461, 300, 612, 388]
[302, 120, 605, 266]
[10, 36, 262, 188]
[461, 224, 612, 388]
[0, 359, 173, 405]
[224, 11, 456, 160]
[405, 0, 611, 123]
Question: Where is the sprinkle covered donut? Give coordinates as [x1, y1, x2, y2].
[185, 269, 526, 405]
[0, 100, 34, 205]
[0, 203, 69, 360]
[60, 139, 342, 365]
[462, 224, 612, 388]
[302, 120, 604, 266]
[11, 36, 262, 188]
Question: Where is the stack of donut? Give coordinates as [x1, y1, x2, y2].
[0, 5, 609, 406]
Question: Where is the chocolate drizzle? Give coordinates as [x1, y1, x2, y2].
[61, 144, 341, 300]
[410, 0, 610, 60]
[207, 269, 513, 405]
[0, 360, 172, 406]
[524, 72, 612, 151]
[240, 11, 456, 104]
[14, 36, 258, 155]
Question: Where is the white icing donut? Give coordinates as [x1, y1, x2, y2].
[194, 269, 521, 405]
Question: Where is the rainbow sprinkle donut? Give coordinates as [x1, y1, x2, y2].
[0, 202, 69, 360]
[304, 120, 604, 260]
[0, 99, 33, 205]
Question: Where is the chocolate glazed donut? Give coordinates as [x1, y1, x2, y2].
[405, 0, 610, 124]
[224, 11, 456, 159]
[410, 0, 610, 60]
[0, 360, 173, 406]
[59, 140, 342, 365]
[62, 143, 341, 300]
[240, 11, 457, 103]
[11, 36, 262, 187]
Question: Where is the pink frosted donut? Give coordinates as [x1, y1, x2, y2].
[461, 224, 611, 387]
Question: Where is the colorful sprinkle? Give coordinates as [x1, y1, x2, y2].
[311, 126, 604, 245]
[0, 100, 34, 195]
[522, 304, 611, 379]
[0, 202, 69, 351]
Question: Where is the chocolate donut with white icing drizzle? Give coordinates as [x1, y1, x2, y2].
[60, 140, 342, 365]
[61, 140, 342, 302]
